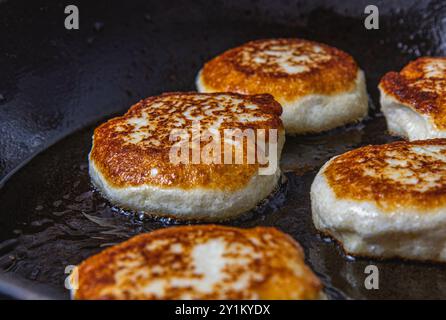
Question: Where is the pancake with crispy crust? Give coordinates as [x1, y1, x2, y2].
[196, 38, 368, 134]
[380, 57, 446, 140]
[89, 92, 285, 221]
[72, 225, 324, 300]
[311, 139, 446, 262]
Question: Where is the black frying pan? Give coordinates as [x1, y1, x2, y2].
[1, 0, 446, 299]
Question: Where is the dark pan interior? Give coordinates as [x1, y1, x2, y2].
[1, 0, 446, 299]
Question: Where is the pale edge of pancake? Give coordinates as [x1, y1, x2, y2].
[379, 85, 446, 141]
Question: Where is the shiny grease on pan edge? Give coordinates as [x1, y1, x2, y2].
[1, 0, 446, 299]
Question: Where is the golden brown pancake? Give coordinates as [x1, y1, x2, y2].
[73, 225, 323, 300]
[311, 139, 446, 262]
[197, 38, 368, 134]
[89, 92, 285, 221]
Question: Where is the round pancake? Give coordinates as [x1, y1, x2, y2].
[379, 57, 446, 140]
[72, 225, 323, 300]
[89, 92, 285, 221]
[311, 139, 446, 262]
[196, 38, 368, 134]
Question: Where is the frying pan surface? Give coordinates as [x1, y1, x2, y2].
[1, 0, 446, 299]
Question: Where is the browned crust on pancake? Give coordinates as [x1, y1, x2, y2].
[74, 225, 322, 300]
[379, 57, 446, 129]
[324, 138, 446, 212]
[90, 92, 284, 190]
[200, 38, 359, 102]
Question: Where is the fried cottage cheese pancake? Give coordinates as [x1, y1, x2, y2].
[311, 139, 446, 262]
[380, 57, 446, 140]
[72, 225, 324, 300]
[196, 38, 368, 134]
[89, 92, 285, 221]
